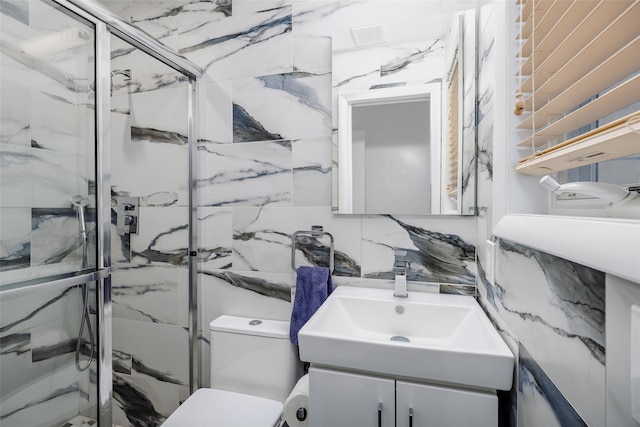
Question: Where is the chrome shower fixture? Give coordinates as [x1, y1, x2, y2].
[71, 195, 89, 239]
[70, 195, 94, 372]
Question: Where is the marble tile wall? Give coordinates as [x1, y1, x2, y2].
[0, 0, 96, 283]
[1, 2, 99, 425]
[473, 3, 621, 427]
[108, 33, 191, 427]
[180, 1, 482, 392]
[8, 2, 632, 427]
[93, 5, 481, 420]
[0, 284, 98, 426]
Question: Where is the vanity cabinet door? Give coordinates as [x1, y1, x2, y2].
[309, 367, 395, 427]
[396, 380, 498, 427]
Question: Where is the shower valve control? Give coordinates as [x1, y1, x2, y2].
[116, 196, 139, 235]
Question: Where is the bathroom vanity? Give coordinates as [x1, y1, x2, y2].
[309, 366, 497, 427]
[298, 286, 513, 427]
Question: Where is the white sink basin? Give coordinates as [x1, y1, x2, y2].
[298, 286, 514, 391]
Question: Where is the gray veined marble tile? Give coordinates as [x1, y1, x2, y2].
[439, 283, 476, 296]
[111, 319, 189, 425]
[232, 206, 361, 276]
[0, 144, 91, 209]
[378, 39, 445, 85]
[111, 266, 184, 325]
[233, 69, 332, 143]
[198, 141, 292, 207]
[0, 332, 32, 399]
[0, 80, 30, 146]
[110, 146, 189, 208]
[129, 86, 189, 149]
[518, 344, 587, 427]
[499, 240, 605, 363]
[113, 348, 132, 375]
[178, 5, 293, 81]
[0, 373, 83, 427]
[0, 208, 31, 272]
[197, 207, 233, 270]
[201, 270, 290, 302]
[233, 0, 292, 16]
[31, 208, 96, 270]
[1, 1, 29, 26]
[112, 373, 168, 427]
[362, 216, 476, 285]
[199, 80, 233, 144]
[493, 239, 605, 427]
[292, 137, 332, 207]
[477, 108, 494, 209]
[0, 286, 80, 338]
[127, 207, 190, 267]
[110, 37, 188, 97]
[460, 127, 477, 215]
[129, 0, 230, 31]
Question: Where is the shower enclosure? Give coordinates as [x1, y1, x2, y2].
[0, 1, 200, 425]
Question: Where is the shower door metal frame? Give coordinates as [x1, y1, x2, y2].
[47, 1, 203, 425]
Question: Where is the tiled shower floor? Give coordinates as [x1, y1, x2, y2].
[61, 415, 125, 427]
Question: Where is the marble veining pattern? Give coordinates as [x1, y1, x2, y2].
[497, 240, 605, 363]
[362, 216, 476, 285]
[111, 318, 189, 427]
[178, 6, 293, 81]
[0, 208, 30, 272]
[0, 282, 94, 426]
[487, 238, 605, 427]
[232, 206, 362, 276]
[518, 344, 587, 427]
[1, 1, 29, 25]
[113, 373, 166, 427]
[198, 141, 292, 207]
[197, 207, 233, 270]
[233, 69, 332, 142]
[201, 270, 290, 301]
[292, 137, 332, 207]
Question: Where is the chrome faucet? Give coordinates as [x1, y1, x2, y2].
[393, 250, 409, 298]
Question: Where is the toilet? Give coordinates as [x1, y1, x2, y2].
[162, 315, 302, 427]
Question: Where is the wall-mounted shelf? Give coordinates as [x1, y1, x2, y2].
[516, 112, 640, 176]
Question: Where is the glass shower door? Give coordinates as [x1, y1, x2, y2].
[0, 1, 101, 425]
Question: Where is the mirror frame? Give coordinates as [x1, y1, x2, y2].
[336, 83, 442, 214]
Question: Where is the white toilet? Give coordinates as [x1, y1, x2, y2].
[162, 315, 302, 427]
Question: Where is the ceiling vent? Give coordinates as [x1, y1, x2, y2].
[350, 24, 386, 47]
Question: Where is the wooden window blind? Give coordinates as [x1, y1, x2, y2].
[446, 60, 460, 197]
[514, 0, 640, 176]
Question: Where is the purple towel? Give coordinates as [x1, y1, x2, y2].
[290, 266, 333, 345]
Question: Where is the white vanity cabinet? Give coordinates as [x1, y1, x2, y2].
[309, 367, 498, 427]
[395, 379, 497, 427]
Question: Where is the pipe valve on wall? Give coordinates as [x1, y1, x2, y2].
[116, 196, 139, 235]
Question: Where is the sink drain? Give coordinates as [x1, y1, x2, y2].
[390, 335, 410, 343]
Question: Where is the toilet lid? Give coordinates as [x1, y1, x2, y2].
[162, 389, 283, 427]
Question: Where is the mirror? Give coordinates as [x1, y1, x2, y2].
[331, 4, 477, 215]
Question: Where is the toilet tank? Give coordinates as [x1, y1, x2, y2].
[210, 315, 302, 403]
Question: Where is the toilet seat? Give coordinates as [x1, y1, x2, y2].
[162, 388, 283, 427]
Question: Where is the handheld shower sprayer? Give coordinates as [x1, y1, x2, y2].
[71, 195, 89, 238]
[70, 195, 94, 372]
